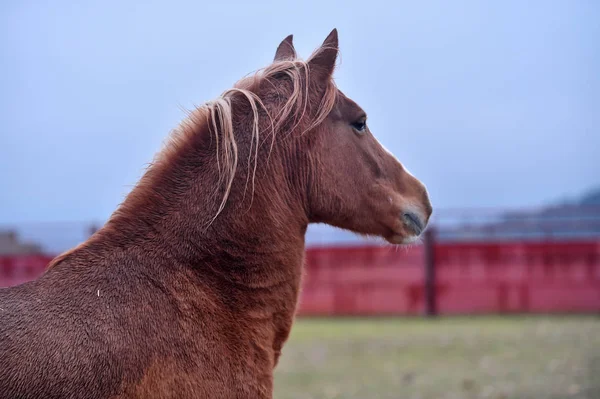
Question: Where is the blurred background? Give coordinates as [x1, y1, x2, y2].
[1, 1, 599, 398]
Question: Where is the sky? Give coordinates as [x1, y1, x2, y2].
[1, 0, 599, 227]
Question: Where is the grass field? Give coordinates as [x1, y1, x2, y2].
[274, 315, 600, 399]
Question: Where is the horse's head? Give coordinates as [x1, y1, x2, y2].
[270, 30, 432, 245]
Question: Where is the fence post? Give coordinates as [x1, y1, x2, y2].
[424, 227, 437, 317]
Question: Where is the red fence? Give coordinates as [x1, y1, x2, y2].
[297, 240, 600, 316]
[2, 240, 600, 315]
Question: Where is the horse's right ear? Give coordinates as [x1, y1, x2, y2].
[274, 34, 296, 62]
[307, 29, 339, 82]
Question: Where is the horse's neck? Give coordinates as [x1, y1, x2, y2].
[98, 146, 308, 287]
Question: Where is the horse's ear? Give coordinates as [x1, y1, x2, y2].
[307, 29, 339, 82]
[274, 34, 296, 62]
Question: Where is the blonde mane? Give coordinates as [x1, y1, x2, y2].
[155, 50, 339, 225]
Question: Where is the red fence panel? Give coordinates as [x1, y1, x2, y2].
[430, 241, 600, 314]
[299, 245, 425, 316]
[0, 255, 53, 288]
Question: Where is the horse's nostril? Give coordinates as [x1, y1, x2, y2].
[402, 212, 425, 235]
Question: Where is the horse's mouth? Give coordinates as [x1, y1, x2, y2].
[385, 211, 427, 245]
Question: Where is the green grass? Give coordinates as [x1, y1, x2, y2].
[274, 315, 600, 399]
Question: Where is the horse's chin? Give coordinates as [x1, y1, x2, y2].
[386, 234, 421, 246]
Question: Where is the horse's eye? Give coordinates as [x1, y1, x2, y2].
[351, 120, 367, 133]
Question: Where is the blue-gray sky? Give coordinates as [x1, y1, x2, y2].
[1, 0, 599, 224]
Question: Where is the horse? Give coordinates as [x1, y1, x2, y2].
[0, 29, 432, 398]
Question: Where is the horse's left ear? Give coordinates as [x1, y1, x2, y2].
[274, 34, 296, 62]
[307, 29, 339, 82]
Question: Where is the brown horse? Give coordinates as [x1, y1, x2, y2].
[0, 30, 431, 398]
